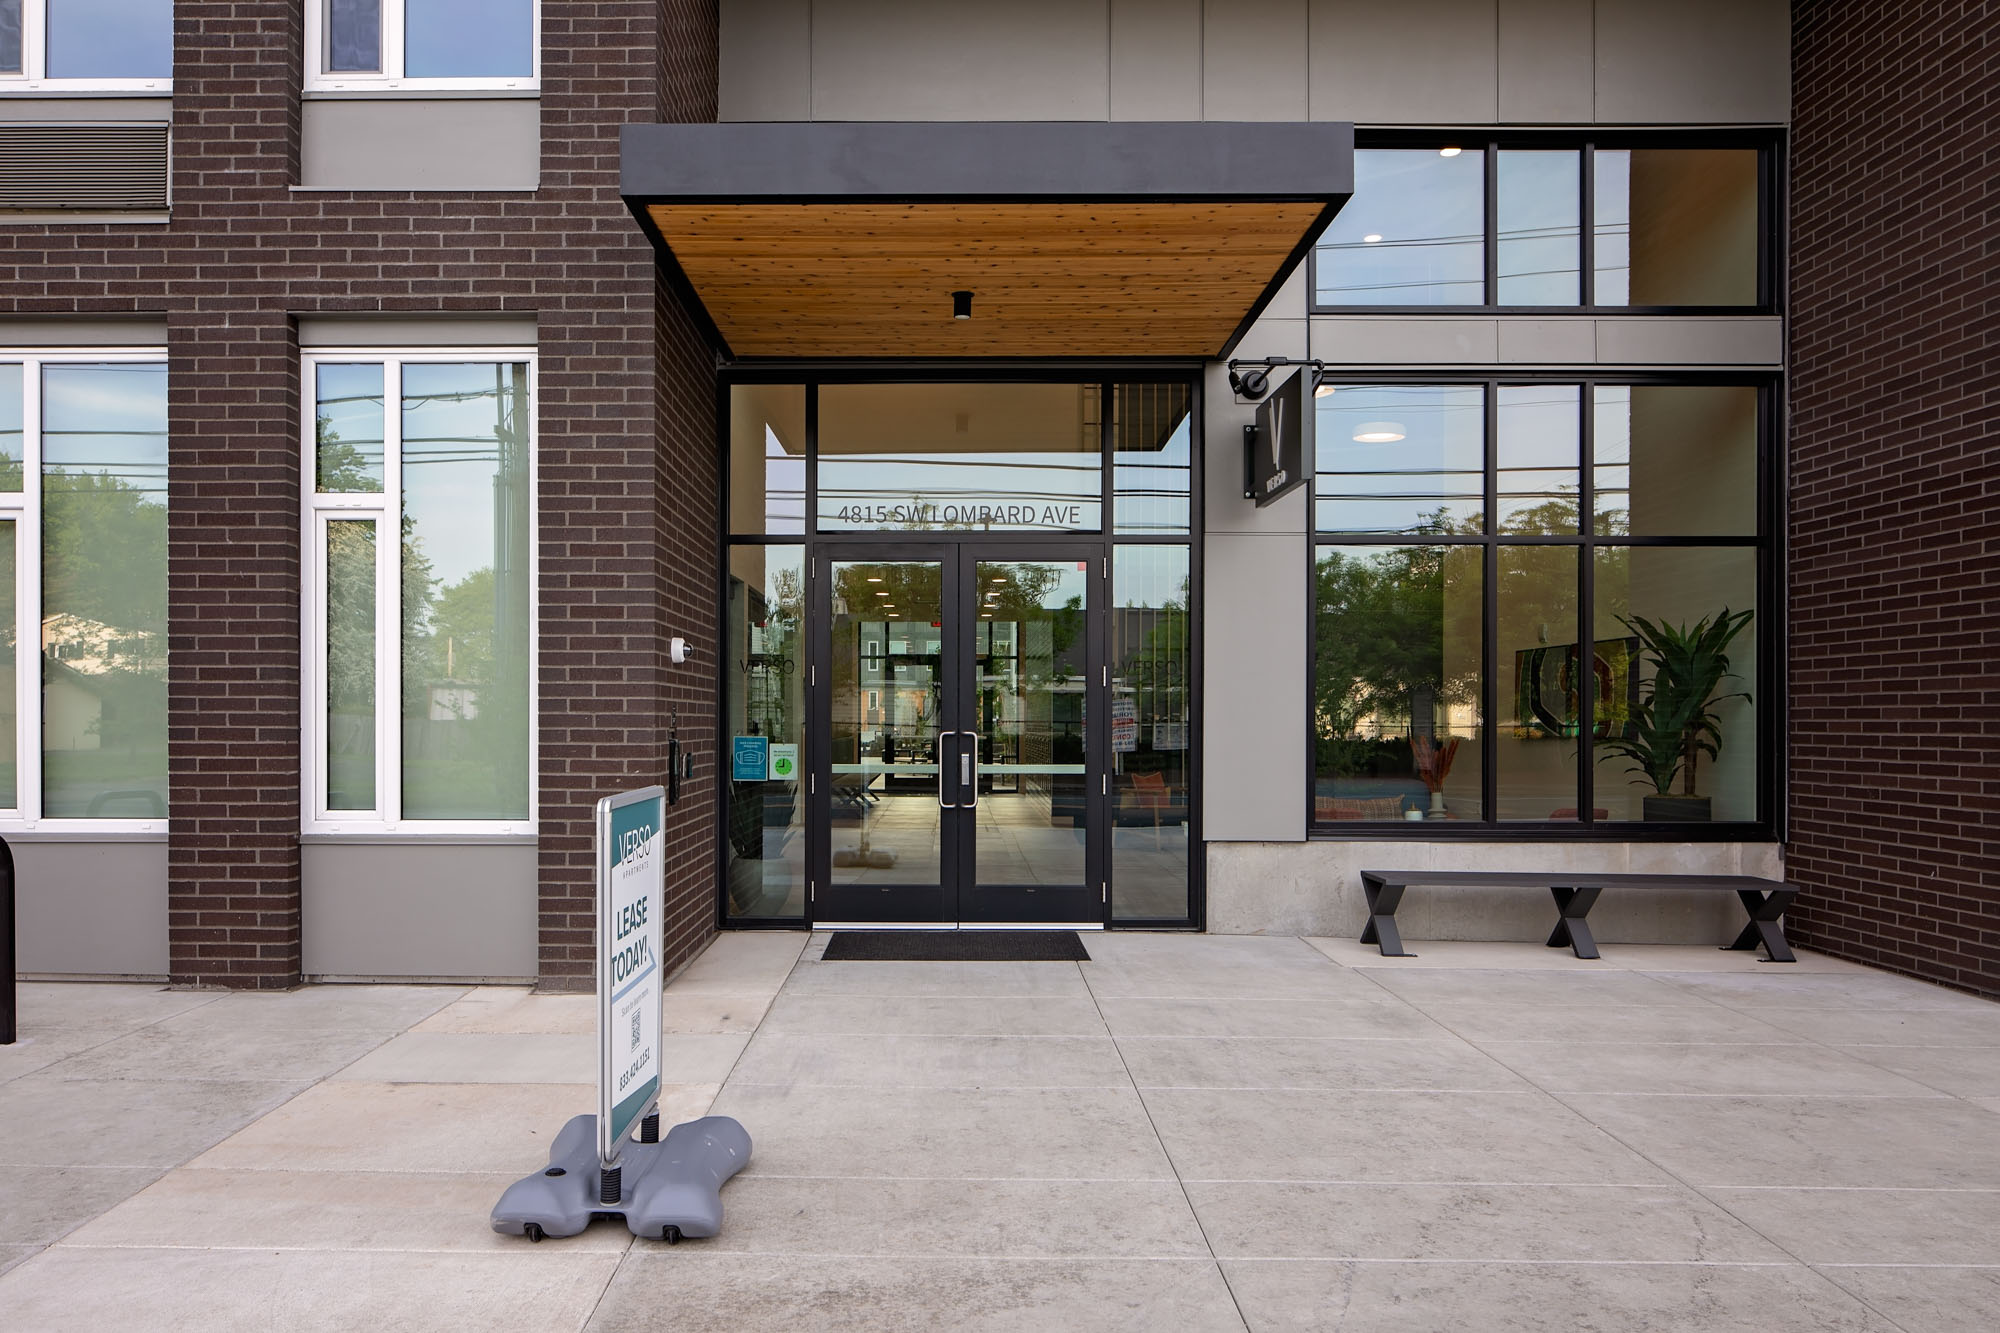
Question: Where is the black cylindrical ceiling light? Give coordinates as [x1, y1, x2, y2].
[951, 290, 973, 320]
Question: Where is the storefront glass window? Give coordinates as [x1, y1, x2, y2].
[818, 383, 1103, 532]
[1113, 383, 1191, 534]
[1111, 546, 1192, 918]
[725, 545, 806, 919]
[1316, 148, 1485, 306]
[1594, 385, 1757, 536]
[1497, 385, 1580, 534]
[1315, 384, 1484, 534]
[728, 383, 805, 535]
[1497, 150, 1581, 305]
[1595, 149, 1760, 307]
[1313, 378, 1767, 831]
[1315, 139, 1766, 312]
[1496, 545, 1580, 820]
[1313, 544, 1483, 823]
[1594, 546, 1758, 823]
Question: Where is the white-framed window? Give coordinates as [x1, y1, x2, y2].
[304, 0, 540, 93]
[0, 351, 168, 831]
[0, 0, 173, 92]
[302, 350, 537, 835]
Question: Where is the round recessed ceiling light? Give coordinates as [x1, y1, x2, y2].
[1438, 146, 1462, 158]
[1362, 233, 1383, 244]
[1353, 421, 1407, 443]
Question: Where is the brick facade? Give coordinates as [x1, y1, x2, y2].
[1, 2, 721, 988]
[1787, 0, 2000, 997]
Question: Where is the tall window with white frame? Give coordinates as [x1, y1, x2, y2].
[0, 353, 169, 826]
[305, 0, 539, 92]
[0, 0, 172, 88]
[303, 352, 535, 834]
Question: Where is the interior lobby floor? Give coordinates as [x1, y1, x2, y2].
[3, 931, 1998, 1330]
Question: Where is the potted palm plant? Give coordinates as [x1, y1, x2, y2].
[1598, 608, 1754, 821]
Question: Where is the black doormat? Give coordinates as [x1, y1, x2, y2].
[821, 930, 1090, 962]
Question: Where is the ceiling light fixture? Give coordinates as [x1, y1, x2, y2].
[1362, 233, 1383, 243]
[951, 289, 973, 320]
[1353, 421, 1407, 443]
[1438, 146, 1462, 158]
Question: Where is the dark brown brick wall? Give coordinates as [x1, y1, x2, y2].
[1, 3, 721, 987]
[1787, 0, 2000, 997]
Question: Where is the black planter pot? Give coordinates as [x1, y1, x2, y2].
[1643, 794, 1712, 822]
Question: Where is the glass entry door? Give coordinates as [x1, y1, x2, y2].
[812, 546, 1102, 926]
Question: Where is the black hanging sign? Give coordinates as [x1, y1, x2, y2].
[1244, 367, 1312, 508]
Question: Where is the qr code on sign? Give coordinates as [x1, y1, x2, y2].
[630, 1009, 642, 1048]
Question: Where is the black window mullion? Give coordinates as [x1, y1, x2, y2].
[804, 383, 819, 538]
[1580, 144, 1595, 308]
[1481, 384, 1498, 825]
[1578, 379, 1596, 823]
[1484, 144, 1499, 307]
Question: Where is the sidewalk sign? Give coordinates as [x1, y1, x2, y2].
[491, 784, 753, 1243]
[598, 785, 665, 1167]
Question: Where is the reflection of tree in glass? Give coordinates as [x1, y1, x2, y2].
[1313, 543, 1478, 740]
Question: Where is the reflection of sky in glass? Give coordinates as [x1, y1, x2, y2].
[405, 0, 533, 78]
[317, 363, 385, 492]
[328, 0, 381, 72]
[1115, 406, 1190, 535]
[1497, 152, 1580, 305]
[42, 362, 167, 494]
[402, 362, 527, 586]
[0, 363, 21, 486]
[1318, 150, 1484, 305]
[47, 0, 172, 78]
[1594, 150, 1632, 304]
[1, 0, 22, 75]
[1315, 385, 1483, 533]
[1496, 386, 1579, 533]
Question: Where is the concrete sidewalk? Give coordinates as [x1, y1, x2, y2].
[3, 932, 1999, 1330]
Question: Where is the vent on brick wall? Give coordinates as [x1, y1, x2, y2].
[0, 124, 170, 212]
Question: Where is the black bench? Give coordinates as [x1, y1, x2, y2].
[1358, 870, 1799, 962]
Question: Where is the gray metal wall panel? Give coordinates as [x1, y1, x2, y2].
[0, 96, 172, 123]
[0, 317, 168, 345]
[807, 0, 1111, 121]
[1593, 0, 1789, 124]
[1497, 0, 1594, 122]
[1110, 0, 1203, 121]
[1308, 0, 1498, 124]
[13, 841, 169, 978]
[1202, 531, 1309, 842]
[296, 315, 539, 348]
[720, 0, 812, 121]
[300, 98, 539, 191]
[1495, 318, 1599, 363]
[1311, 318, 1502, 364]
[1594, 317, 1783, 366]
[302, 844, 538, 980]
[1203, 0, 1306, 121]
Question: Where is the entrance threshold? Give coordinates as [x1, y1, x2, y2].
[817, 922, 1105, 933]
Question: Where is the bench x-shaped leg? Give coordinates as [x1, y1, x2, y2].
[1546, 885, 1603, 959]
[1359, 878, 1415, 957]
[1725, 886, 1798, 962]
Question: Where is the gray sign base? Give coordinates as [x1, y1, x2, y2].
[491, 1112, 752, 1242]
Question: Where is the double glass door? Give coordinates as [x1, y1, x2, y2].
[812, 544, 1103, 925]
